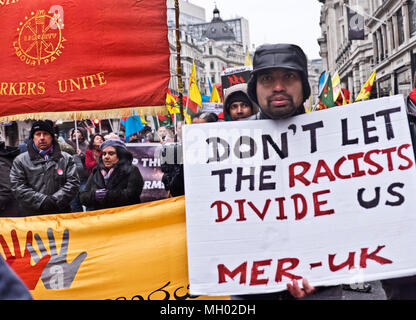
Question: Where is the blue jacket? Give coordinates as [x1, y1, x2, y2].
[0, 256, 32, 300]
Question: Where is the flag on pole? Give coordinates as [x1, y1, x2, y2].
[318, 72, 336, 109]
[209, 86, 221, 103]
[355, 69, 376, 102]
[347, 6, 365, 40]
[332, 72, 341, 102]
[166, 93, 192, 124]
[121, 112, 144, 142]
[149, 116, 159, 130]
[244, 48, 252, 66]
[318, 71, 327, 97]
[157, 114, 172, 127]
[340, 88, 352, 105]
[208, 78, 213, 95]
[166, 93, 180, 114]
[189, 60, 202, 108]
[140, 115, 148, 125]
[304, 96, 313, 113]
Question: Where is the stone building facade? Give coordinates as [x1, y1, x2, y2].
[167, 3, 247, 96]
[318, 0, 416, 100]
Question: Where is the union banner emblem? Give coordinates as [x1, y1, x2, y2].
[14, 9, 66, 66]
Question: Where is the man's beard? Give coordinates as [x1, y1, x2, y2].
[264, 94, 299, 119]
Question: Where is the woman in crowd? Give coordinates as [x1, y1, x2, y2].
[66, 127, 89, 154]
[85, 133, 104, 174]
[80, 139, 144, 210]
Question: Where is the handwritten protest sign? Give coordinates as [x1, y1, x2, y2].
[183, 95, 416, 296]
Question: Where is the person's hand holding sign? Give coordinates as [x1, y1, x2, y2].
[287, 278, 316, 298]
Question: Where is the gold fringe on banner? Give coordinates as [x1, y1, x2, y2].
[0, 105, 167, 123]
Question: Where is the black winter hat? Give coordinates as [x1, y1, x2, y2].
[30, 120, 55, 139]
[247, 43, 311, 104]
[225, 91, 253, 110]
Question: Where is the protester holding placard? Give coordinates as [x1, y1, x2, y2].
[237, 43, 343, 299]
[80, 139, 144, 210]
[223, 83, 257, 121]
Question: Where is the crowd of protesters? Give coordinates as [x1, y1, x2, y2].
[0, 112, 227, 218]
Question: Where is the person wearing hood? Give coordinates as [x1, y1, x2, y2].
[80, 139, 144, 210]
[0, 141, 20, 217]
[10, 120, 80, 216]
[246, 43, 311, 121]
[233, 43, 342, 300]
[223, 83, 257, 121]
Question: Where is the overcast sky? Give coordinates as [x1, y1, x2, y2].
[187, 0, 323, 60]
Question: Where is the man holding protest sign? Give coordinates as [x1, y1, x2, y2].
[183, 43, 416, 300]
[237, 43, 342, 299]
[246, 44, 309, 121]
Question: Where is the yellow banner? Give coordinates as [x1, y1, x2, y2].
[0, 196, 227, 300]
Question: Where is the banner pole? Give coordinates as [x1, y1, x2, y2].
[74, 116, 79, 152]
[175, 0, 185, 121]
[184, 92, 190, 123]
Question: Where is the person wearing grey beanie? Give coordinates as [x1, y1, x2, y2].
[80, 137, 143, 210]
[99, 138, 127, 152]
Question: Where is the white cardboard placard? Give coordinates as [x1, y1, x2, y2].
[183, 95, 416, 296]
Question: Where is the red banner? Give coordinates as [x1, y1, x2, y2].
[0, 0, 170, 120]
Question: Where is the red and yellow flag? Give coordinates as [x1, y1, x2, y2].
[166, 93, 192, 124]
[0, 0, 170, 122]
[355, 69, 377, 102]
[189, 60, 202, 108]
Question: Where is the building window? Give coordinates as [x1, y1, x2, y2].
[210, 61, 214, 70]
[397, 8, 405, 45]
[390, 19, 395, 49]
[409, 0, 416, 35]
[211, 75, 215, 83]
[209, 46, 213, 55]
[342, 25, 345, 42]
[379, 29, 384, 60]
